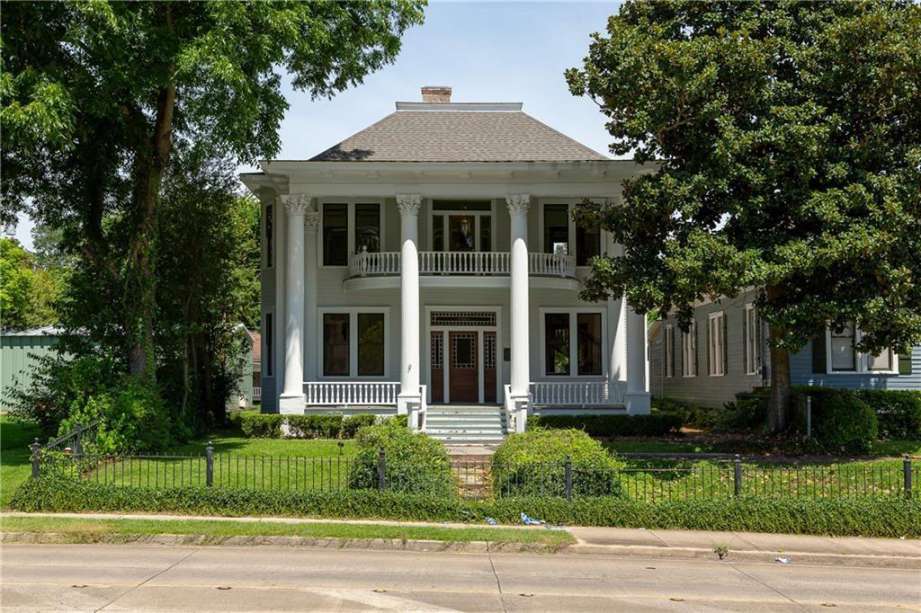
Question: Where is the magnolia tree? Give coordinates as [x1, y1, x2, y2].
[566, 1, 921, 430]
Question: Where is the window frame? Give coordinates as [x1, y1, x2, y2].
[681, 320, 697, 378]
[707, 311, 726, 377]
[824, 324, 899, 375]
[317, 307, 390, 380]
[319, 199, 386, 268]
[743, 303, 761, 376]
[665, 324, 674, 378]
[427, 200, 495, 253]
[538, 307, 607, 378]
[537, 199, 604, 267]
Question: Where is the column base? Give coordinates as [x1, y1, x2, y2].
[278, 394, 306, 415]
[625, 392, 651, 415]
[397, 392, 421, 416]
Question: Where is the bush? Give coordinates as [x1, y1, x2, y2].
[492, 429, 623, 497]
[792, 388, 878, 452]
[341, 414, 378, 438]
[238, 413, 382, 439]
[528, 414, 682, 437]
[854, 390, 921, 438]
[240, 414, 283, 438]
[652, 397, 724, 430]
[286, 415, 344, 438]
[348, 419, 454, 496]
[722, 390, 769, 431]
[12, 476, 919, 537]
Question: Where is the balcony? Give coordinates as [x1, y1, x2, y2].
[345, 250, 579, 291]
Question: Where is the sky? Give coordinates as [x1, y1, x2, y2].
[12, 1, 621, 250]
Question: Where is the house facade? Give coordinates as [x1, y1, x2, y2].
[649, 288, 920, 408]
[242, 87, 653, 440]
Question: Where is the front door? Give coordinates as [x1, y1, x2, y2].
[449, 331, 478, 403]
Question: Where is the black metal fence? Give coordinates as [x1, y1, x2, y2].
[30, 441, 919, 502]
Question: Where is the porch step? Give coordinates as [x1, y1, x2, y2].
[425, 405, 507, 444]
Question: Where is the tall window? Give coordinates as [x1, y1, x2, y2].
[830, 323, 856, 372]
[354, 203, 381, 253]
[323, 313, 350, 376]
[708, 312, 726, 376]
[322, 310, 388, 377]
[264, 204, 273, 268]
[682, 321, 697, 377]
[431, 201, 493, 252]
[357, 313, 385, 376]
[743, 304, 761, 375]
[575, 223, 601, 266]
[264, 313, 273, 377]
[577, 313, 603, 376]
[665, 324, 674, 378]
[322, 203, 348, 266]
[543, 311, 604, 376]
[544, 313, 570, 375]
[543, 204, 569, 254]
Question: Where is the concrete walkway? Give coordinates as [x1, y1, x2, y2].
[4, 511, 919, 568]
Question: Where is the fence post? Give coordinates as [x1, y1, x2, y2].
[205, 441, 214, 487]
[30, 438, 42, 479]
[564, 455, 573, 502]
[733, 454, 743, 497]
[377, 447, 387, 491]
[904, 455, 913, 500]
[805, 396, 812, 439]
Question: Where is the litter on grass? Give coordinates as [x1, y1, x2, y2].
[485, 517, 497, 525]
[520, 513, 544, 526]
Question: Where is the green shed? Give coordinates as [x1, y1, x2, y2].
[1, 327, 61, 409]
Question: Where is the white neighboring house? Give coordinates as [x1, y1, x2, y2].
[241, 86, 654, 442]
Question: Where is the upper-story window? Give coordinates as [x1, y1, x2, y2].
[431, 201, 492, 252]
[322, 201, 382, 266]
[541, 202, 601, 265]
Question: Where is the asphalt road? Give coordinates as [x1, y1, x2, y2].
[2, 543, 919, 612]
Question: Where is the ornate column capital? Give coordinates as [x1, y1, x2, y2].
[396, 193, 422, 217]
[304, 210, 321, 233]
[281, 193, 311, 216]
[505, 193, 531, 215]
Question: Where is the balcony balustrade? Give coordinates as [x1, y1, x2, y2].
[349, 250, 576, 278]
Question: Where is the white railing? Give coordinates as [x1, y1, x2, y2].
[349, 250, 401, 277]
[304, 382, 400, 406]
[504, 384, 529, 433]
[529, 252, 576, 277]
[252, 387, 262, 402]
[349, 250, 577, 278]
[409, 385, 427, 432]
[420, 251, 510, 275]
[529, 381, 624, 407]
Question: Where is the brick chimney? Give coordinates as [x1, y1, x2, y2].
[421, 86, 452, 103]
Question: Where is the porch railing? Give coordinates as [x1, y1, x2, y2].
[349, 250, 577, 278]
[529, 381, 624, 407]
[304, 382, 400, 406]
[252, 387, 262, 402]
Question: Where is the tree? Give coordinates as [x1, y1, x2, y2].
[2, 1, 425, 380]
[0, 237, 65, 329]
[566, 1, 921, 430]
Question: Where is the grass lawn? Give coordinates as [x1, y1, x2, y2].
[1, 415, 40, 508]
[0, 515, 574, 547]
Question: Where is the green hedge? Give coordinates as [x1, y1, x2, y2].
[11, 477, 919, 537]
[854, 390, 921, 438]
[791, 387, 879, 451]
[528, 414, 682, 437]
[239, 413, 380, 439]
[652, 397, 725, 430]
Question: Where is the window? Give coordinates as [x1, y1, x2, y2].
[819, 322, 897, 374]
[321, 309, 389, 378]
[708, 312, 726, 376]
[430, 201, 493, 252]
[743, 304, 761, 376]
[322, 203, 348, 266]
[354, 203, 381, 253]
[869, 349, 893, 372]
[264, 313, 273, 377]
[830, 323, 856, 372]
[665, 324, 674, 378]
[542, 310, 605, 376]
[575, 223, 601, 266]
[682, 321, 697, 377]
[265, 204, 273, 268]
[543, 204, 569, 255]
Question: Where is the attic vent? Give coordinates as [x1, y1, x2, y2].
[421, 86, 452, 103]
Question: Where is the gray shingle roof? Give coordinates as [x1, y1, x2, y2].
[310, 104, 607, 162]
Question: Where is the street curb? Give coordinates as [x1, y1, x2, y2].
[0, 531, 562, 554]
[568, 543, 921, 569]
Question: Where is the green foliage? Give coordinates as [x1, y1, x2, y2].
[238, 413, 382, 440]
[492, 429, 624, 497]
[348, 420, 454, 497]
[722, 391, 770, 431]
[341, 414, 378, 438]
[855, 390, 921, 439]
[13, 477, 919, 538]
[0, 237, 65, 329]
[528, 414, 682, 437]
[792, 388, 879, 452]
[653, 397, 724, 430]
[566, 1, 921, 428]
[240, 414, 283, 438]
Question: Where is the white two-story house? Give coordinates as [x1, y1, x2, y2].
[241, 87, 653, 441]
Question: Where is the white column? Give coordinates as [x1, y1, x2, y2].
[279, 194, 309, 413]
[397, 194, 422, 415]
[506, 194, 530, 400]
[304, 209, 320, 382]
[606, 238, 627, 399]
[625, 305, 651, 414]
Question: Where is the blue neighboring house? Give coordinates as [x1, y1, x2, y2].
[648, 288, 920, 408]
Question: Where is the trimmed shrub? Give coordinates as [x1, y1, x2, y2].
[285, 415, 343, 438]
[528, 414, 682, 437]
[240, 414, 283, 438]
[12, 476, 919, 538]
[722, 390, 769, 431]
[854, 390, 921, 438]
[492, 429, 624, 497]
[238, 413, 382, 439]
[348, 419, 454, 496]
[341, 414, 378, 438]
[792, 388, 878, 452]
[652, 397, 724, 430]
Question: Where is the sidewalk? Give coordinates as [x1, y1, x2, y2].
[3, 511, 919, 569]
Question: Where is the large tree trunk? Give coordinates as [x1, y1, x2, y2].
[765, 285, 790, 432]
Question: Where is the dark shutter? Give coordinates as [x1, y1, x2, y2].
[811, 334, 827, 374]
[899, 350, 913, 375]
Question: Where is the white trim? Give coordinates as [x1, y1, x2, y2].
[681, 320, 697, 378]
[318, 199, 386, 269]
[538, 307, 607, 379]
[317, 307, 391, 380]
[824, 324, 899, 375]
[664, 324, 674, 378]
[707, 311, 725, 377]
[743, 303, 760, 376]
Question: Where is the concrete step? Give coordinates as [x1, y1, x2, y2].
[430, 435, 505, 443]
[426, 428, 504, 436]
[426, 417, 504, 426]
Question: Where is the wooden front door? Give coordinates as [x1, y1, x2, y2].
[449, 331, 478, 403]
